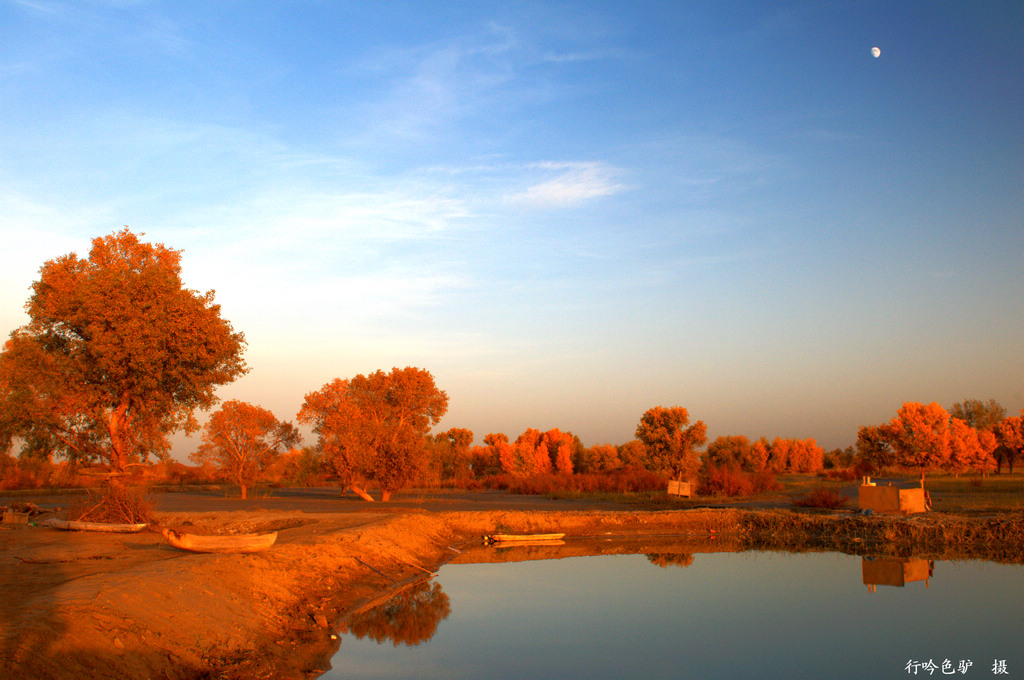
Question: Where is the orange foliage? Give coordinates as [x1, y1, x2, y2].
[499, 428, 577, 477]
[792, 487, 848, 509]
[858, 401, 1001, 476]
[298, 367, 448, 500]
[749, 439, 771, 472]
[430, 427, 474, 481]
[0, 228, 247, 471]
[697, 465, 781, 497]
[884, 402, 954, 471]
[586, 443, 622, 472]
[704, 435, 752, 471]
[342, 581, 451, 647]
[994, 414, 1024, 473]
[191, 400, 299, 499]
[635, 406, 707, 481]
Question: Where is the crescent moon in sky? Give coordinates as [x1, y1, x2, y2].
[871, 47, 881, 58]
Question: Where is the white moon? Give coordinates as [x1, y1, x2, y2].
[871, 47, 881, 58]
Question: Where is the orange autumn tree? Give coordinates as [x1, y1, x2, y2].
[515, 428, 550, 475]
[298, 367, 448, 501]
[883, 402, 954, 474]
[0, 228, 247, 471]
[586, 443, 622, 472]
[994, 413, 1024, 473]
[704, 435, 753, 471]
[635, 406, 707, 482]
[499, 428, 577, 477]
[946, 418, 997, 476]
[855, 425, 898, 471]
[544, 428, 577, 474]
[495, 429, 539, 477]
[778, 438, 825, 473]
[190, 400, 299, 499]
[873, 401, 996, 477]
[483, 432, 515, 476]
[430, 427, 474, 481]
[749, 438, 771, 472]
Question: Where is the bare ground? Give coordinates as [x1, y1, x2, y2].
[1, 488, 1021, 679]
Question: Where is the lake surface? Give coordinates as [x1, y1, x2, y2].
[324, 548, 1023, 679]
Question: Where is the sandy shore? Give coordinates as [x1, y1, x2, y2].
[1, 495, 1021, 679]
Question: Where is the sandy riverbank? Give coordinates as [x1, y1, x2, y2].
[1, 504, 1021, 679]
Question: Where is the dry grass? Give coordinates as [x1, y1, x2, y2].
[922, 474, 1024, 513]
[738, 509, 1024, 563]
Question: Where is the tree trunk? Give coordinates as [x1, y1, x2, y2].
[380, 490, 391, 501]
[106, 394, 132, 472]
[240, 484, 248, 499]
[347, 484, 375, 502]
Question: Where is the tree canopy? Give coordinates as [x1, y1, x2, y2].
[634, 406, 707, 481]
[298, 367, 448, 501]
[994, 412, 1024, 474]
[190, 400, 299, 499]
[858, 402, 997, 476]
[0, 228, 247, 471]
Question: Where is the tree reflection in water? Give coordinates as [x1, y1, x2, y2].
[646, 553, 694, 568]
[341, 580, 451, 647]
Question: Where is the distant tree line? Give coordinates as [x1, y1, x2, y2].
[1, 229, 1021, 497]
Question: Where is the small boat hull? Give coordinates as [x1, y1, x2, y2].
[162, 528, 278, 553]
[485, 533, 565, 544]
[45, 518, 148, 533]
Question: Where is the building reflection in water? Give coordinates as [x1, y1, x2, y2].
[862, 558, 934, 593]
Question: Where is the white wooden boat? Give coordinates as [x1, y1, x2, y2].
[162, 528, 278, 553]
[45, 518, 148, 533]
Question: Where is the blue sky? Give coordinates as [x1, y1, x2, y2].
[2, 1, 1021, 455]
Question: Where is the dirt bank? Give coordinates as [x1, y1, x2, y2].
[1, 505, 1022, 679]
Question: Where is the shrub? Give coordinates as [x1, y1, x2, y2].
[698, 465, 752, 496]
[825, 467, 858, 482]
[792, 487, 848, 509]
[750, 469, 782, 493]
[69, 482, 155, 524]
[697, 466, 782, 497]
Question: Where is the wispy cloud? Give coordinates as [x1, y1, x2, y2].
[504, 161, 630, 208]
[540, 47, 635, 63]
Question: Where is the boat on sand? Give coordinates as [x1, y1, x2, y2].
[45, 518, 148, 533]
[162, 528, 278, 554]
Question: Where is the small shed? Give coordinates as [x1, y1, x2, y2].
[857, 477, 928, 514]
[667, 480, 692, 498]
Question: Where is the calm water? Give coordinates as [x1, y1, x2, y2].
[325, 549, 1023, 680]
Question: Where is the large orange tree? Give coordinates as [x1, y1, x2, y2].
[298, 367, 448, 501]
[0, 229, 247, 471]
